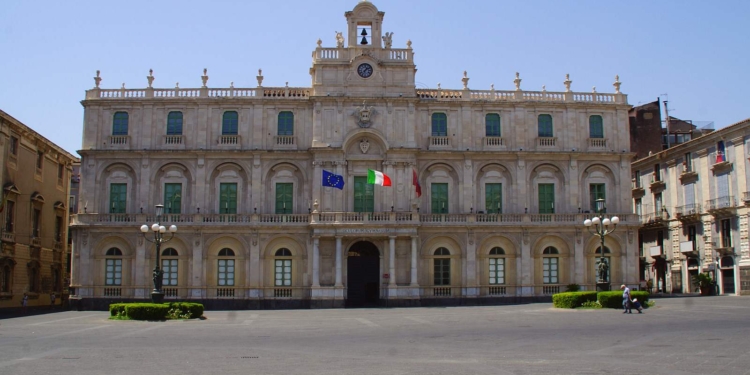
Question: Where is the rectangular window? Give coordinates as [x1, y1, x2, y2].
[167, 111, 183, 135]
[684, 153, 693, 172]
[222, 111, 239, 135]
[58, 164, 64, 180]
[5, 201, 14, 233]
[589, 183, 606, 212]
[688, 225, 697, 251]
[433, 258, 450, 286]
[36, 151, 44, 170]
[538, 184, 555, 214]
[105, 259, 122, 286]
[431, 113, 447, 137]
[485, 183, 502, 214]
[488, 258, 505, 285]
[538, 114, 553, 137]
[219, 183, 237, 214]
[633, 170, 641, 188]
[653, 164, 661, 181]
[217, 259, 235, 286]
[543, 257, 558, 284]
[112, 112, 129, 135]
[32, 209, 41, 238]
[635, 198, 642, 216]
[485, 113, 501, 137]
[684, 183, 695, 207]
[717, 141, 726, 162]
[589, 115, 603, 138]
[162, 259, 178, 286]
[353, 176, 374, 213]
[717, 173, 729, 198]
[275, 259, 292, 286]
[109, 183, 127, 213]
[9, 136, 18, 156]
[657, 230, 664, 249]
[431, 183, 448, 213]
[275, 183, 293, 214]
[164, 183, 182, 214]
[721, 219, 732, 248]
[655, 193, 663, 214]
[55, 216, 63, 242]
[278, 112, 294, 136]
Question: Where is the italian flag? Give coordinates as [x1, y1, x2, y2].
[367, 169, 391, 186]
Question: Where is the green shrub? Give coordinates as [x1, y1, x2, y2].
[598, 290, 650, 309]
[552, 291, 597, 308]
[167, 302, 204, 319]
[580, 300, 602, 309]
[565, 284, 580, 292]
[110, 303, 128, 317]
[124, 303, 170, 320]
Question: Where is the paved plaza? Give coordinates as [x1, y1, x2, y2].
[0, 297, 749, 375]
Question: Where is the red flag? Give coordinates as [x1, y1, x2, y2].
[412, 169, 422, 198]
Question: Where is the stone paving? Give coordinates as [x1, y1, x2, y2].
[0, 296, 749, 375]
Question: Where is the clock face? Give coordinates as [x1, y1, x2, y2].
[357, 63, 373, 78]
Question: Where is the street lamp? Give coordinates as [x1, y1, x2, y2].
[583, 198, 619, 291]
[140, 204, 177, 303]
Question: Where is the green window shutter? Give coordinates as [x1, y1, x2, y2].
[275, 183, 293, 214]
[485, 183, 502, 214]
[353, 176, 374, 213]
[434, 258, 450, 286]
[489, 258, 504, 285]
[431, 183, 448, 213]
[222, 111, 238, 135]
[112, 112, 128, 136]
[277, 111, 294, 136]
[164, 183, 182, 214]
[485, 113, 501, 137]
[589, 115, 603, 138]
[538, 114, 553, 137]
[589, 184, 605, 212]
[109, 183, 127, 213]
[431, 113, 447, 136]
[538, 183, 554, 214]
[167, 111, 183, 135]
[219, 183, 237, 214]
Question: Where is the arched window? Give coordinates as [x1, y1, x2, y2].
[161, 248, 178, 287]
[217, 248, 235, 286]
[589, 115, 603, 139]
[112, 112, 129, 136]
[594, 246, 611, 282]
[485, 113, 501, 137]
[489, 247, 505, 285]
[167, 111, 183, 135]
[222, 111, 239, 135]
[433, 247, 450, 285]
[275, 248, 292, 286]
[431, 113, 447, 137]
[542, 246, 559, 284]
[278, 111, 294, 136]
[105, 247, 122, 286]
[538, 114, 553, 137]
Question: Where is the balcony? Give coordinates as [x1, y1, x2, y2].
[649, 179, 666, 192]
[679, 169, 698, 184]
[711, 160, 732, 174]
[631, 179, 645, 198]
[482, 136, 505, 150]
[107, 135, 130, 148]
[743, 191, 750, 206]
[163, 135, 184, 146]
[273, 135, 297, 149]
[588, 138, 607, 150]
[536, 137, 557, 148]
[428, 136, 451, 150]
[674, 203, 702, 222]
[705, 196, 735, 216]
[2, 232, 14, 243]
[639, 211, 667, 227]
[217, 135, 240, 148]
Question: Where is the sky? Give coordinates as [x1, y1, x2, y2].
[1, 0, 748, 157]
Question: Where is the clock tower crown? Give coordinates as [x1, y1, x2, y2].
[345, 1, 385, 48]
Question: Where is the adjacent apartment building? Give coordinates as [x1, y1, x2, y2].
[0, 110, 78, 311]
[633, 118, 750, 295]
[70, 1, 638, 309]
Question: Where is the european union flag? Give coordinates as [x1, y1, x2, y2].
[322, 170, 345, 190]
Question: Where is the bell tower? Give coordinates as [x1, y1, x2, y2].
[346, 1, 384, 48]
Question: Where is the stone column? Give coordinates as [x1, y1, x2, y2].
[389, 236, 396, 286]
[335, 236, 343, 287]
[134, 235, 146, 298]
[312, 236, 320, 287]
[410, 236, 419, 286]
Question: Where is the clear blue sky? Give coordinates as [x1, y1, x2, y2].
[1, 0, 748, 157]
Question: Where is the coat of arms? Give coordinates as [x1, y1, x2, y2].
[351, 101, 377, 128]
[359, 138, 370, 154]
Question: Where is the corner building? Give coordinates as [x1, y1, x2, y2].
[71, 1, 638, 309]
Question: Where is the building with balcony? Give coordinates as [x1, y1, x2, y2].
[70, 1, 638, 309]
[0, 110, 78, 311]
[632, 117, 750, 295]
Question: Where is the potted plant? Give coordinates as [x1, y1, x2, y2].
[693, 272, 713, 296]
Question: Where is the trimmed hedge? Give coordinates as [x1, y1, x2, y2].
[167, 302, 204, 319]
[552, 291, 598, 308]
[598, 291, 650, 309]
[110, 303, 128, 317]
[108, 302, 205, 320]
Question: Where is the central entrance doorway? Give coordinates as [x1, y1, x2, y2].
[346, 241, 380, 308]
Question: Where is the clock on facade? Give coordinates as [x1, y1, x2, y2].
[357, 63, 373, 78]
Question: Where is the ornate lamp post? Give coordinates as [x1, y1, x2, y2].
[583, 198, 619, 292]
[140, 204, 177, 303]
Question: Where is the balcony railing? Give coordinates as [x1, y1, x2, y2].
[164, 135, 184, 145]
[483, 136, 505, 148]
[537, 137, 557, 147]
[108, 135, 129, 146]
[428, 136, 451, 149]
[218, 135, 240, 145]
[675, 203, 701, 217]
[706, 196, 735, 211]
[588, 138, 607, 149]
[274, 135, 296, 147]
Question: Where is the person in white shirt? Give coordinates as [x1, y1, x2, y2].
[620, 284, 632, 314]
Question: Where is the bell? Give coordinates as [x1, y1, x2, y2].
[360, 36, 368, 45]
[360, 28, 368, 36]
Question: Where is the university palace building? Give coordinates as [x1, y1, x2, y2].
[70, 1, 638, 309]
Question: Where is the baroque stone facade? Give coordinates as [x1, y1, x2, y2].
[633, 118, 750, 295]
[70, 1, 637, 309]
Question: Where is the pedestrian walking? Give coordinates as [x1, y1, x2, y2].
[50, 292, 56, 309]
[620, 284, 632, 314]
[21, 293, 28, 314]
